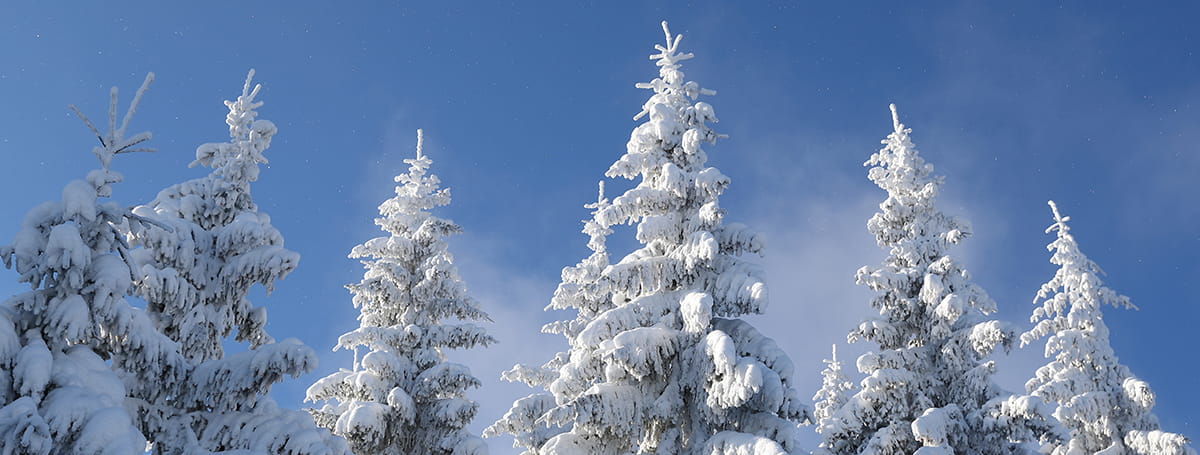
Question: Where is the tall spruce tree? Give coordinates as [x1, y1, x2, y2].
[129, 71, 349, 455]
[820, 105, 1027, 455]
[489, 22, 809, 455]
[306, 130, 493, 455]
[1020, 201, 1194, 455]
[0, 74, 187, 454]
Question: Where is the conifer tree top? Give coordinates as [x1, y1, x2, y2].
[828, 104, 1021, 455]
[870, 104, 935, 197]
[68, 73, 156, 198]
[491, 21, 806, 455]
[1022, 200, 1136, 348]
[308, 129, 490, 455]
[1020, 201, 1194, 455]
[0, 73, 190, 455]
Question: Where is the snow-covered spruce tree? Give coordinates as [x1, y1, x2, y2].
[820, 104, 1046, 455]
[129, 70, 349, 455]
[491, 22, 810, 455]
[0, 74, 188, 454]
[1019, 201, 1194, 455]
[306, 130, 493, 455]
[812, 345, 853, 435]
[485, 181, 614, 453]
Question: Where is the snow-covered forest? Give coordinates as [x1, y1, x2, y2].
[1, 4, 1197, 455]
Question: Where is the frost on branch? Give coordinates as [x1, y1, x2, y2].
[488, 21, 807, 454]
[0, 74, 185, 454]
[821, 105, 1041, 455]
[125, 70, 346, 454]
[1017, 202, 1194, 455]
[307, 130, 494, 455]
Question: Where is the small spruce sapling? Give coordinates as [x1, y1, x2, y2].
[812, 345, 853, 436]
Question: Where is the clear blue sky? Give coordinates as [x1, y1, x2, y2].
[1, 2, 1196, 452]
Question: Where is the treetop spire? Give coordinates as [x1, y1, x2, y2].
[889, 103, 901, 133]
[226, 69, 264, 141]
[415, 128, 424, 159]
[1046, 200, 1071, 235]
[69, 72, 156, 173]
[657, 21, 684, 60]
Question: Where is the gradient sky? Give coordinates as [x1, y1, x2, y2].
[1, 2, 1196, 452]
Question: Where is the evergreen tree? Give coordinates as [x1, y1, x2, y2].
[1020, 201, 1194, 455]
[306, 130, 493, 455]
[820, 105, 1028, 455]
[485, 181, 613, 453]
[129, 70, 349, 454]
[490, 22, 809, 455]
[0, 74, 186, 454]
[812, 345, 853, 435]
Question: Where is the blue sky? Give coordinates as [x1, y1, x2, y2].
[1, 2, 1196, 451]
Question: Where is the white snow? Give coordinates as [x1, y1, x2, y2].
[1016, 201, 1195, 455]
[307, 129, 492, 455]
[488, 21, 808, 454]
[822, 105, 1037, 455]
